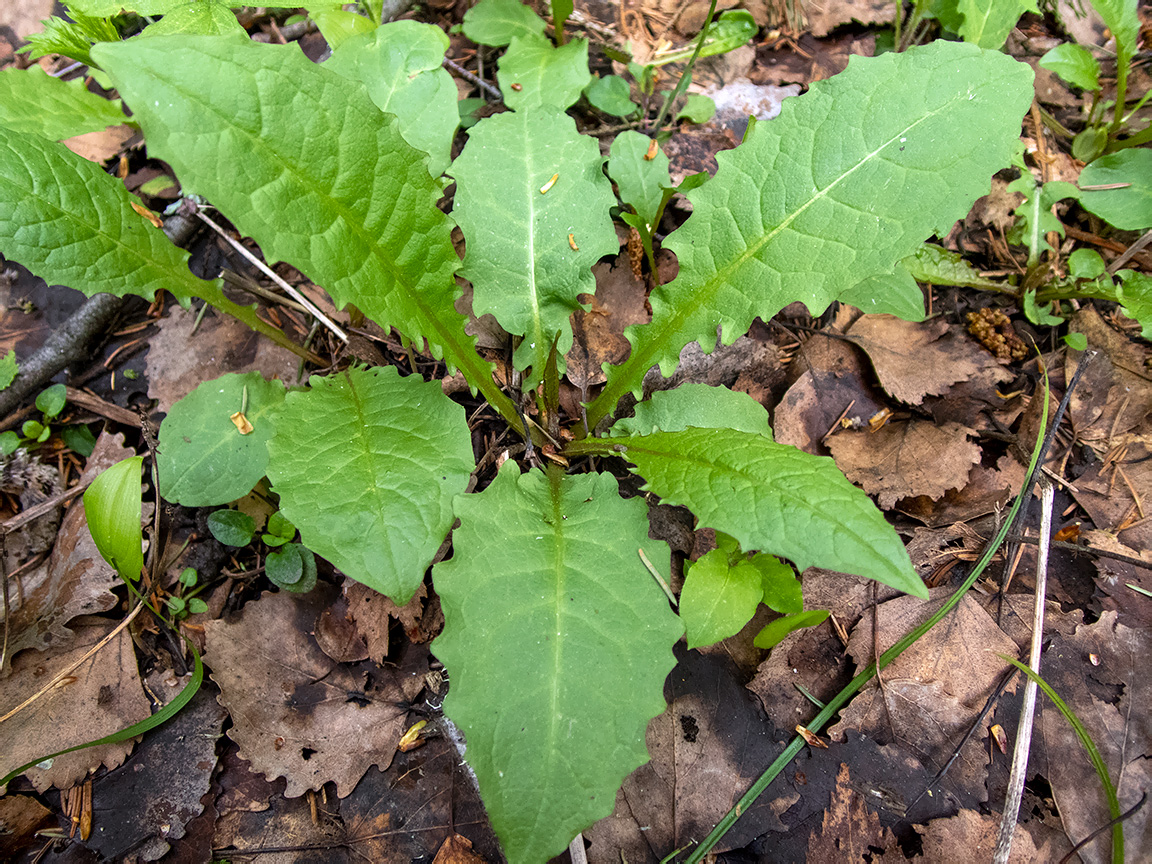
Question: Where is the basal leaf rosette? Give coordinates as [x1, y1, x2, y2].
[433, 465, 683, 863]
[573, 427, 927, 598]
[266, 366, 474, 604]
[589, 41, 1033, 425]
[451, 106, 617, 383]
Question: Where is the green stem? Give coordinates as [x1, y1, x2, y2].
[999, 656, 1123, 863]
[679, 370, 1056, 864]
[648, 0, 718, 135]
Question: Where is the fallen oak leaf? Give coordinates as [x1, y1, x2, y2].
[827, 420, 981, 510]
[843, 315, 1011, 406]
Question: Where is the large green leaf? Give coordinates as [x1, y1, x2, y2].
[1039, 43, 1100, 91]
[0, 125, 301, 351]
[451, 107, 617, 380]
[0, 125, 205, 303]
[142, 1, 244, 37]
[325, 21, 459, 177]
[610, 383, 771, 438]
[0, 67, 127, 141]
[462, 0, 546, 46]
[497, 35, 591, 111]
[157, 372, 286, 507]
[956, 0, 1038, 48]
[91, 36, 501, 404]
[84, 456, 144, 583]
[1079, 149, 1152, 230]
[576, 428, 927, 598]
[432, 465, 682, 863]
[587, 42, 1032, 426]
[265, 366, 474, 604]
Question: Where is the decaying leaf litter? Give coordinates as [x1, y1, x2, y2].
[0, 0, 1150, 860]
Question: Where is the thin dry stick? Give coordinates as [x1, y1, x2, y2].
[568, 833, 588, 864]
[0, 601, 143, 726]
[1106, 227, 1152, 274]
[993, 479, 1054, 864]
[195, 209, 348, 343]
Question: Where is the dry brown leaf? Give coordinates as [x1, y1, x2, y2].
[61, 124, 136, 163]
[1066, 308, 1152, 450]
[0, 0, 56, 38]
[803, 0, 895, 36]
[0, 621, 151, 793]
[806, 763, 899, 862]
[829, 592, 1017, 806]
[0, 794, 54, 858]
[1037, 612, 1151, 864]
[827, 420, 981, 509]
[146, 305, 299, 413]
[917, 809, 1062, 863]
[585, 651, 795, 863]
[1, 433, 131, 674]
[1071, 438, 1152, 555]
[204, 587, 428, 797]
[844, 315, 1013, 406]
[314, 592, 370, 664]
[897, 452, 1026, 527]
[433, 832, 488, 864]
[774, 335, 887, 455]
[565, 256, 649, 391]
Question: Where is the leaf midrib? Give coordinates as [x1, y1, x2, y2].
[117, 50, 469, 365]
[593, 96, 953, 424]
[611, 433, 897, 574]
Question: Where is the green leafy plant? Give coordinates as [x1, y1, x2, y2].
[1039, 0, 1146, 160]
[0, 383, 69, 455]
[167, 566, 210, 621]
[0, 4, 1041, 859]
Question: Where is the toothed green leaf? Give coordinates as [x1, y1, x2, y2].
[0, 67, 127, 141]
[956, 0, 1038, 48]
[451, 107, 617, 382]
[92, 36, 493, 389]
[462, 0, 546, 46]
[608, 130, 671, 231]
[590, 42, 1033, 423]
[433, 465, 682, 863]
[497, 35, 591, 111]
[266, 366, 474, 604]
[601, 428, 928, 598]
[325, 20, 458, 177]
[0, 126, 213, 304]
[610, 383, 771, 438]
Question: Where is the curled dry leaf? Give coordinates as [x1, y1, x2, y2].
[204, 587, 428, 797]
[827, 420, 981, 510]
[844, 315, 1012, 406]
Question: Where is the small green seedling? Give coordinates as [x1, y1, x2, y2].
[166, 566, 209, 621]
[0, 383, 67, 455]
[206, 505, 316, 592]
